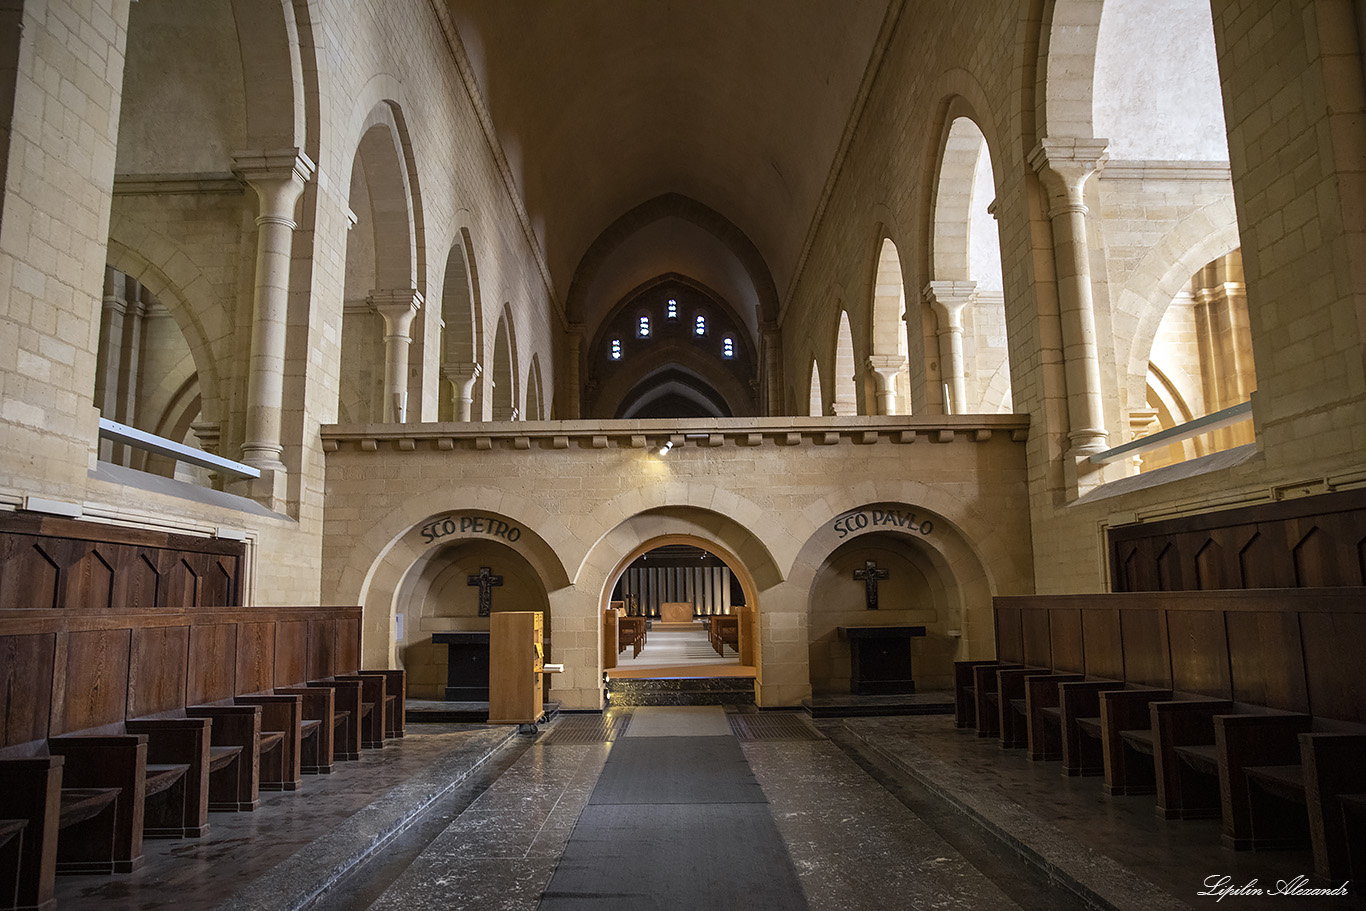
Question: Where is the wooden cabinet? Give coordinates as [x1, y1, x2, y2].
[488, 611, 544, 724]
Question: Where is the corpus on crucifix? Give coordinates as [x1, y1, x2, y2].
[468, 565, 504, 617]
[853, 559, 889, 610]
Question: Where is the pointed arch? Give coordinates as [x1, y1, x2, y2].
[492, 306, 519, 421]
[832, 310, 857, 416]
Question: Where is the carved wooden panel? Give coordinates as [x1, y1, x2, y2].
[1300, 612, 1366, 724]
[0, 633, 55, 749]
[1118, 607, 1169, 687]
[307, 619, 334, 680]
[1081, 608, 1123, 679]
[1021, 609, 1052, 667]
[1109, 489, 1366, 591]
[335, 617, 360, 674]
[57, 628, 131, 734]
[0, 514, 245, 608]
[187, 623, 237, 704]
[276, 620, 308, 685]
[1225, 611, 1308, 713]
[994, 606, 1022, 663]
[236, 622, 275, 695]
[1049, 608, 1084, 673]
[128, 625, 189, 717]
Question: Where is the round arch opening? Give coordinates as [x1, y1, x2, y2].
[397, 537, 552, 700]
[599, 534, 760, 674]
[807, 530, 962, 695]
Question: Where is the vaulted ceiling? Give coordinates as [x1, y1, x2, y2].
[444, 0, 893, 328]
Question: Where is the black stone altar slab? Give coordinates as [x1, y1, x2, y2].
[431, 631, 490, 701]
[838, 625, 926, 695]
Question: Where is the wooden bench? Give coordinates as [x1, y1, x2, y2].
[709, 616, 738, 656]
[952, 659, 1001, 729]
[0, 818, 26, 910]
[0, 603, 381, 903]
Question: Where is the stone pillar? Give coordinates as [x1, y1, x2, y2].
[95, 267, 127, 463]
[369, 289, 424, 423]
[1030, 138, 1110, 458]
[232, 149, 314, 505]
[191, 420, 223, 489]
[865, 354, 906, 415]
[923, 280, 976, 415]
[443, 362, 482, 421]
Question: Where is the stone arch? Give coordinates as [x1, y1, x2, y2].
[1116, 199, 1243, 408]
[104, 238, 224, 426]
[788, 492, 1021, 663]
[1037, 0, 1104, 141]
[808, 358, 823, 416]
[565, 193, 780, 326]
[438, 227, 484, 420]
[491, 306, 519, 420]
[327, 493, 574, 668]
[347, 102, 419, 292]
[575, 507, 788, 703]
[832, 310, 858, 415]
[231, 0, 307, 151]
[867, 236, 910, 416]
[525, 354, 545, 420]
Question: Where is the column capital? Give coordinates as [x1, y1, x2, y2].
[1029, 138, 1109, 213]
[369, 288, 424, 337]
[232, 148, 315, 224]
[865, 354, 906, 377]
[922, 280, 977, 326]
[442, 362, 483, 384]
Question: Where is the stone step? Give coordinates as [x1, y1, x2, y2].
[606, 676, 755, 706]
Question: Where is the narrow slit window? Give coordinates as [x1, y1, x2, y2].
[610, 339, 622, 360]
[722, 336, 735, 359]
[667, 299, 678, 319]
[694, 314, 707, 336]
[638, 315, 651, 338]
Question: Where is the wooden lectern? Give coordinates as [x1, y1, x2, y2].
[489, 611, 544, 724]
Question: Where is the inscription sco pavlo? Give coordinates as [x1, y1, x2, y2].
[832, 508, 933, 538]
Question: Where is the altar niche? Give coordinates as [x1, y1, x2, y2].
[397, 537, 551, 700]
[807, 532, 955, 695]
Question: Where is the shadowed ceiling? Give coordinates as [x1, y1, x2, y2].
[445, 0, 893, 328]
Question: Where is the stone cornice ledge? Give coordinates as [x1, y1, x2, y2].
[320, 414, 1030, 453]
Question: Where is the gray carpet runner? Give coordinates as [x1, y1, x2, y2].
[537, 708, 809, 911]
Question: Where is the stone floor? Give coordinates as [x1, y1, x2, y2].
[48, 706, 1361, 911]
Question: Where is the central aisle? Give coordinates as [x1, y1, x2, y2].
[537, 706, 808, 910]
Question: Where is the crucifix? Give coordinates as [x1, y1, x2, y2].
[853, 559, 889, 610]
[468, 565, 503, 617]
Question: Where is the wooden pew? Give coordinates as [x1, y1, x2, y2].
[709, 616, 738, 656]
[0, 603, 372, 902]
[276, 686, 335, 774]
[0, 817, 25, 910]
[332, 674, 387, 750]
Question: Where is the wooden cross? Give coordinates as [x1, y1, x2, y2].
[853, 559, 889, 610]
[468, 565, 503, 617]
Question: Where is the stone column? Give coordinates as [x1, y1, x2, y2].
[865, 354, 907, 415]
[232, 149, 314, 505]
[369, 289, 424, 423]
[442, 362, 482, 421]
[923, 280, 977, 415]
[95, 267, 127, 462]
[1030, 138, 1110, 458]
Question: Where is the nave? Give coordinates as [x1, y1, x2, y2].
[48, 705, 1358, 911]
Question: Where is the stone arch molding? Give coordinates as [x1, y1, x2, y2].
[574, 483, 794, 590]
[104, 235, 225, 426]
[786, 481, 1028, 599]
[1117, 198, 1242, 406]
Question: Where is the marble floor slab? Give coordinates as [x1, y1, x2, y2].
[832, 715, 1362, 911]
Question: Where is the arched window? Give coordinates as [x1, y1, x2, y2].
[694, 314, 707, 336]
[722, 337, 735, 359]
[666, 299, 678, 320]
[637, 315, 651, 338]
[610, 339, 622, 360]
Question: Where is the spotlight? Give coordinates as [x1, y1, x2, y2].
[657, 440, 673, 456]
